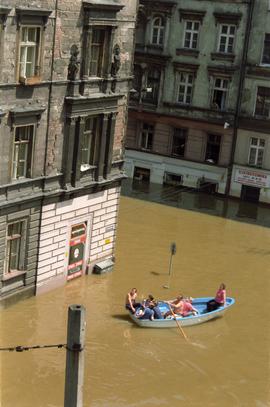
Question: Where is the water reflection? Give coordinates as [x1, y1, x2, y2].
[122, 178, 270, 227]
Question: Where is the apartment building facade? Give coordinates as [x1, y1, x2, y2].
[230, 0, 270, 203]
[125, 0, 270, 204]
[0, 0, 137, 303]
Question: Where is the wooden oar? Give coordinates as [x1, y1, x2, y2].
[168, 304, 189, 342]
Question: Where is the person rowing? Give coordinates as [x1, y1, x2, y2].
[163, 295, 198, 318]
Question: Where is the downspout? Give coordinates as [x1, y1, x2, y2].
[35, 0, 58, 295]
[225, 0, 255, 196]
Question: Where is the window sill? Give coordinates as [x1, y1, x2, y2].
[2, 270, 27, 282]
[211, 52, 235, 62]
[176, 48, 199, 58]
[19, 76, 42, 86]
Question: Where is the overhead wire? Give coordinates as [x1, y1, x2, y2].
[0, 343, 67, 352]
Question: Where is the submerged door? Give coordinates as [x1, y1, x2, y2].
[67, 222, 87, 281]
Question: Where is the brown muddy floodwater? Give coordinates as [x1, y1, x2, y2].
[1, 196, 270, 407]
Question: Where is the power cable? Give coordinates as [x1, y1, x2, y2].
[0, 343, 67, 352]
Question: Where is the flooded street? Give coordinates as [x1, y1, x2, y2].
[1, 194, 270, 407]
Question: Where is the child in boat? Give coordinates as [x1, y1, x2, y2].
[143, 294, 163, 319]
[206, 283, 227, 312]
[125, 288, 141, 314]
[136, 306, 154, 321]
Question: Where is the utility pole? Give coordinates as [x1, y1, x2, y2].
[64, 305, 86, 407]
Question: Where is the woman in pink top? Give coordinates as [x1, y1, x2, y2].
[207, 283, 226, 312]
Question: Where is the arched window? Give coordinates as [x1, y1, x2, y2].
[151, 16, 165, 45]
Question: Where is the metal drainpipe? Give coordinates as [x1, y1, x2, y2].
[225, 0, 255, 196]
[35, 0, 58, 295]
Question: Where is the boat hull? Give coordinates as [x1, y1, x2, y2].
[128, 297, 235, 328]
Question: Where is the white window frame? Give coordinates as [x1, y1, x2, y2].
[261, 33, 270, 65]
[12, 124, 35, 180]
[248, 137, 265, 167]
[183, 20, 200, 49]
[151, 16, 165, 46]
[211, 77, 229, 110]
[254, 86, 270, 118]
[218, 24, 236, 53]
[19, 26, 41, 79]
[177, 72, 194, 105]
[140, 123, 154, 150]
[81, 117, 98, 171]
[4, 220, 27, 274]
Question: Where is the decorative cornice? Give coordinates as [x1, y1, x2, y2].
[211, 52, 235, 63]
[173, 61, 199, 71]
[135, 51, 171, 66]
[15, 7, 52, 27]
[179, 9, 206, 22]
[9, 106, 46, 127]
[139, 0, 176, 15]
[82, 0, 124, 12]
[207, 65, 238, 76]
[213, 12, 242, 26]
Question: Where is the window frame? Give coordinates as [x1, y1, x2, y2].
[140, 123, 154, 151]
[217, 24, 236, 54]
[248, 137, 265, 168]
[151, 15, 165, 46]
[261, 33, 270, 65]
[18, 25, 42, 80]
[211, 77, 229, 110]
[142, 67, 161, 104]
[80, 116, 99, 171]
[183, 20, 200, 50]
[11, 124, 35, 180]
[177, 71, 194, 105]
[89, 27, 107, 77]
[171, 128, 187, 158]
[205, 134, 222, 165]
[4, 220, 27, 275]
[254, 86, 270, 118]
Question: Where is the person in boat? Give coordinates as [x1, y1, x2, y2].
[143, 294, 163, 319]
[163, 295, 184, 319]
[163, 295, 198, 318]
[136, 306, 154, 321]
[125, 288, 141, 314]
[206, 283, 227, 312]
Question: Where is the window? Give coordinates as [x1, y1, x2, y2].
[255, 87, 270, 118]
[151, 16, 165, 46]
[164, 172, 183, 186]
[261, 34, 270, 65]
[211, 77, 229, 110]
[89, 29, 105, 77]
[140, 124, 154, 150]
[183, 20, 200, 49]
[12, 125, 34, 179]
[143, 68, 161, 104]
[178, 72, 194, 105]
[172, 128, 187, 157]
[4, 221, 26, 274]
[248, 137, 265, 167]
[218, 24, 236, 53]
[205, 134, 221, 164]
[19, 26, 41, 78]
[81, 117, 98, 170]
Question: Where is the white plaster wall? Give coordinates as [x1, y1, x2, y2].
[124, 150, 227, 193]
[36, 187, 120, 294]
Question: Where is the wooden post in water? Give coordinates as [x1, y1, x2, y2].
[64, 305, 86, 407]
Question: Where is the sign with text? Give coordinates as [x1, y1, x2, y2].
[234, 168, 270, 188]
[67, 222, 87, 280]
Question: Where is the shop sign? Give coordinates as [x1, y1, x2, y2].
[234, 168, 270, 188]
[67, 222, 87, 280]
